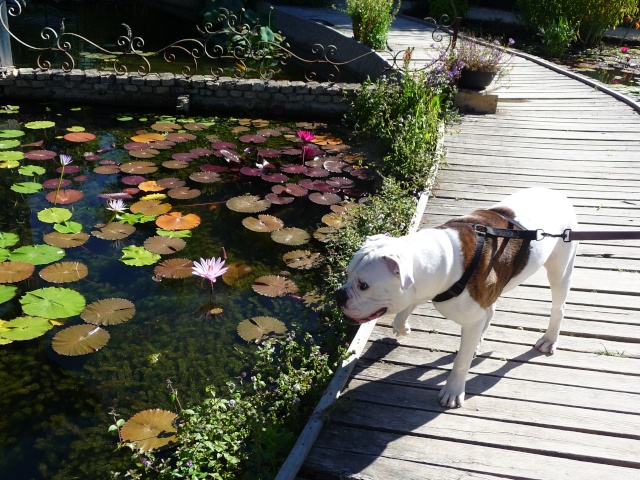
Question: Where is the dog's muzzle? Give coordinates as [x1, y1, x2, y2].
[335, 287, 349, 308]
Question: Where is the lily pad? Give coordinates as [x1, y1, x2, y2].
[19, 165, 46, 176]
[0, 139, 21, 149]
[226, 195, 270, 213]
[92, 222, 136, 240]
[167, 187, 201, 200]
[25, 121, 56, 129]
[322, 212, 348, 228]
[0, 151, 24, 162]
[20, 287, 86, 318]
[221, 262, 253, 286]
[189, 171, 221, 184]
[120, 161, 157, 174]
[64, 132, 96, 142]
[9, 245, 65, 265]
[0, 284, 17, 304]
[153, 258, 194, 278]
[271, 228, 310, 246]
[45, 189, 84, 205]
[120, 246, 161, 266]
[237, 316, 286, 343]
[0, 316, 53, 341]
[0, 129, 25, 138]
[51, 324, 110, 356]
[81, 298, 136, 325]
[0, 232, 19, 248]
[143, 236, 186, 255]
[53, 220, 83, 234]
[309, 192, 341, 205]
[119, 409, 178, 451]
[252, 275, 298, 297]
[24, 150, 56, 161]
[155, 212, 201, 231]
[43, 231, 90, 249]
[282, 250, 325, 270]
[242, 214, 284, 233]
[0, 261, 35, 283]
[39, 261, 88, 283]
[130, 200, 172, 216]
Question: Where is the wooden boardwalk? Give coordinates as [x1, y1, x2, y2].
[276, 8, 640, 479]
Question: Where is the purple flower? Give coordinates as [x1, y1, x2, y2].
[297, 130, 315, 143]
[230, 399, 237, 407]
[508, 38, 515, 45]
[59, 154, 73, 166]
[192, 257, 228, 283]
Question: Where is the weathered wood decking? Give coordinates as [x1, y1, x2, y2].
[276, 8, 640, 479]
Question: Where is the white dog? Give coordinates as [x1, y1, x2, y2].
[335, 187, 578, 408]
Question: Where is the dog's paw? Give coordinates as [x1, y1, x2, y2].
[392, 322, 411, 337]
[535, 336, 558, 354]
[438, 384, 465, 409]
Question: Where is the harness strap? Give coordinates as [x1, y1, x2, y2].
[432, 229, 486, 303]
[432, 211, 530, 304]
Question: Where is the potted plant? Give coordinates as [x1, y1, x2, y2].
[339, 0, 400, 50]
[453, 36, 515, 89]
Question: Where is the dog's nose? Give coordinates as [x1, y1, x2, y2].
[335, 288, 348, 308]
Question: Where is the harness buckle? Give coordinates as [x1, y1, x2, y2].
[474, 224, 487, 236]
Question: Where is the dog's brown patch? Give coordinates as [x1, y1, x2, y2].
[437, 207, 529, 308]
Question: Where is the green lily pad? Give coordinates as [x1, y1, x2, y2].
[119, 212, 157, 225]
[0, 151, 23, 161]
[38, 208, 73, 224]
[11, 182, 43, 194]
[24, 121, 56, 130]
[120, 246, 161, 266]
[0, 248, 9, 262]
[20, 287, 86, 319]
[0, 139, 20, 149]
[53, 220, 83, 234]
[117, 116, 134, 122]
[0, 316, 53, 341]
[19, 165, 46, 176]
[0, 106, 19, 115]
[66, 126, 86, 132]
[0, 285, 17, 304]
[156, 228, 192, 238]
[0, 130, 25, 139]
[0, 160, 20, 169]
[0, 232, 19, 248]
[9, 244, 65, 265]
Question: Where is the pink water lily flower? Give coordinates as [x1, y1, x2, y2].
[192, 257, 228, 283]
[621, 46, 629, 54]
[297, 130, 315, 143]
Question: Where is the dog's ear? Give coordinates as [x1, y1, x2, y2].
[383, 254, 414, 290]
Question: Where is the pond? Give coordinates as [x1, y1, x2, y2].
[0, 103, 374, 479]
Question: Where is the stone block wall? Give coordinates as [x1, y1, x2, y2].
[0, 68, 362, 119]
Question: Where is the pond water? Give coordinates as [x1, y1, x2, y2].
[0, 103, 373, 479]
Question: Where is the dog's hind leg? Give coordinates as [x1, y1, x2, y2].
[476, 303, 496, 355]
[536, 241, 577, 354]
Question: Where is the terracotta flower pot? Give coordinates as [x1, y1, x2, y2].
[458, 69, 497, 90]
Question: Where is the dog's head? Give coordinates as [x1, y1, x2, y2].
[335, 234, 415, 323]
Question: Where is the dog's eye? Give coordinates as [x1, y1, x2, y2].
[358, 281, 369, 291]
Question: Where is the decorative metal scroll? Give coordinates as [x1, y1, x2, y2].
[0, 0, 458, 82]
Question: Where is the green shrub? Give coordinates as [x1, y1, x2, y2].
[345, 69, 444, 192]
[517, 0, 639, 47]
[340, 0, 400, 49]
[538, 16, 578, 57]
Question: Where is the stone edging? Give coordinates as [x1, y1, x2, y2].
[0, 67, 362, 118]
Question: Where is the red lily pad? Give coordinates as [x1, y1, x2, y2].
[262, 173, 288, 183]
[257, 149, 281, 158]
[64, 132, 96, 143]
[42, 178, 71, 189]
[167, 187, 201, 199]
[124, 142, 151, 151]
[56, 165, 81, 174]
[200, 164, 228, 173]
[120, 161, 157, 174]
[94, 165, 120, 174]
[280, 164, 308, 174]
[45, 189, 84, 205]
[190, 148, 213, 157]
[326, 177, 355, 188]
[165, 132, 196, 142]
[162, 160, 189, 169]
[24, 150, 57, 161]
[265, 193, 295, 205]
[309, 192, 341, 205]
[305, 168, 330, 178]
[153, 258, 194, 278]
[272, 183, 308, 197]
[189, 171, 220, 183]
[240, 167, 263, 177]
[156, 177, 186, 189]
[121, 175, 147, 186]
[211, 141, 237, 150]
[171, 152, 197, 162]
[239, 134, 267, 144]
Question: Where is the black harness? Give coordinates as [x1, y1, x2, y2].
[432, 211, 535, 303]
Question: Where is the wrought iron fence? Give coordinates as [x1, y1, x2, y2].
[0, 0, 458, 82]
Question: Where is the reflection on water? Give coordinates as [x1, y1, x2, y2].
[0, 103, 375, 479]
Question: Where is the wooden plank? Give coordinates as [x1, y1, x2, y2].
[343, 375, 640, 439]
[307, 425, 640, 479]
[368, 325, 640, 378]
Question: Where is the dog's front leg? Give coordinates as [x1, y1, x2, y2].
[392, 305, 416, 336]
[438, 318, 485, 408]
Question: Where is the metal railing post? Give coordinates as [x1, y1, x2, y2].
[0, 1, 13, 67]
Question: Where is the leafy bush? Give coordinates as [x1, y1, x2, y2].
[538, 16, 578, 57]
[516, 0, 639, 46]
[340, 0, 400, 49]
[345, 68, 445, 192]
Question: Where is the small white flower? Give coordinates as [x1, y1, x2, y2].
[59, 154, 73, 166]
[106, 198, 128, 213]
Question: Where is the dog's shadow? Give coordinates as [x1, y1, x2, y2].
[311, 337, 550, 475]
